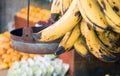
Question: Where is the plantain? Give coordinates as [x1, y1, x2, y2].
[97, 0, 120, 33]
[34, 0, 81, 42]
[95, 30, 120, 53]
[80, 19, 119, 62]
[77, 0, 110, 32]
[60, 0, 72, 15]
[58, 32, 72, 48]
[55, 31, 72, 55]
[74, 36, 90, 57]
[107, 0, 120, 16]
[50, 0, 61, 23]
[106, 31, 120, 46]
[55, 23, 80, 55]
[104, 16, 120, 33]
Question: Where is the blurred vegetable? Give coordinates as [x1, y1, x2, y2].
[7, 55, 69, 76]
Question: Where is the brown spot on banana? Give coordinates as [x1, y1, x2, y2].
[89, 3, 92, 8]
[113, 6, 119, 12]
[75, 11, 81, 17]
[112, 1, 115, 4]
[99, 49, 103, 53]
[87, 23, 91, 30]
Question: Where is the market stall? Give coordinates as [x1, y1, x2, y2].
[0, 0, 120, 76]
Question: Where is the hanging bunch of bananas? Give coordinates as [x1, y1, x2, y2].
[33, 0, 120, 62]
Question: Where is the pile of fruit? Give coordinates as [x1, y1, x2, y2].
[32, 0, 120, 62]
[0, 32, 41, 70]
[7, 55, 69, 76]
[16, 5, 51, 22]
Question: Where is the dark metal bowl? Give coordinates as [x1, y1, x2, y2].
[10, 26, 61, 54]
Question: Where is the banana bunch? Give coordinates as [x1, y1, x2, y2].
[97, 0, 120, 33]
[50, 0, 72, 23]
[55, 23, 80, 55]
[80, 19, 118, 62]
[33, 0, 120, 62]
[50, 0, 61, 23]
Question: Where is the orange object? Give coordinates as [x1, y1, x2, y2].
[0, 32, 42, 70]
[14, 5, 51, 28]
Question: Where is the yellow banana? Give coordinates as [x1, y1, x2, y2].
[74, 36, 90, 57]
[106, 31, 120, 45]
[55, 23, 80, 55]
[50, 0, 61, 23]
[80, 19, 118, 62]
[35, 0, 81, 42]
[65, 23, 80, 51]
[95, 30, 120, 53]
[54, 31, 72, 55]
[58, 31, 72, 47]
[77, 0, 109, 32]
[107, 0, 120, 16]
[97, 0, 120, 33]
[106, 31, 120, 52]
[104, 16, 120, 33]
[60, 0, 72, 15]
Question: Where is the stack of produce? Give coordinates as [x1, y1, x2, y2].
[14, 5, 51, 28]
[7, 55, 69, 76]
[32, 0, 120, 62]
[0, 32, 41, 70]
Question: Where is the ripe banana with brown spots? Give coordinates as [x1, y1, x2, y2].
[55, 23, 81, 55]
[74, 36, 90, 57]
[95, 30, 120, 53]
[80, 19, 119, 62]
[77, 0, 110, 32]
[107, 0, 120, 16]
[34, 0, 81, 42]
[50, 0, 61, 23]
[97, 0, 120, 33]
[60, 0, 72, 15]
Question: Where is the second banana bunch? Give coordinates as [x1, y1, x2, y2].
[34, 0, 120, 62]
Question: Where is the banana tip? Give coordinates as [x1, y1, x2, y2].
[55, 46, 66, 55]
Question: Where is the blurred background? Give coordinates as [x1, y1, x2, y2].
[0, 0, 51, 33]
